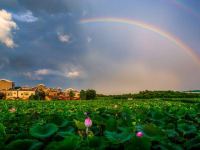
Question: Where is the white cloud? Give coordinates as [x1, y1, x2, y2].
[87, 36, 92, 43]
[24, 68, 81, 80]
[13, 10, 38, 23]
[66, 71, 80, 78]
[0, 9, 17, 48]
[35, 69, 50, 75]
[23, 72, 42, 80]
[23, 69, 52, 81]
[57, 33, 71, 43]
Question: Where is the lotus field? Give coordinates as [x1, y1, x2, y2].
[0, 99, 199, 150]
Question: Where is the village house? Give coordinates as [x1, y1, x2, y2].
[0, 79, 15, 90]
[5, 89, 35, 100]
[45, 88, 62, 100]
[63, 88, 80, 100]
[0, 79, 80, 100]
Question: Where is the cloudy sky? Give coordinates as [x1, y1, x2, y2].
[0, 0, 200, 94]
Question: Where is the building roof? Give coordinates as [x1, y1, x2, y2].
[0, 79, 13, 82]
[6, 89, 35, 92]
[64, 88, 79, 92]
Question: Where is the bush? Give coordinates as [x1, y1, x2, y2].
[0, 92, 5, 100]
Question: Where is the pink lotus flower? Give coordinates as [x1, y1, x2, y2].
[136, 131, 143, 137]
[84, 117, 92, 128]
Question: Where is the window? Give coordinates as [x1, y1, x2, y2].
[7, 93, 12, 96]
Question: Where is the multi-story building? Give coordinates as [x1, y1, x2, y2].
[0, 79, 15, 90]
[5, 90, 35, 100]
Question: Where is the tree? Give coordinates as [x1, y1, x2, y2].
[86, 89, 96, 100]
[14, 86, 21, 90]
[80, 90, 86, 100]
[30, 90, 46, 100]
[0, 92, 5, 100]
[37, 90, 46, 100]
[69, 90, 75, 100]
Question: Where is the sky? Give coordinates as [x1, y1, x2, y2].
[0, 0, 200, 94]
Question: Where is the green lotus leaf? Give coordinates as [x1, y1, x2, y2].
[5, 139, 42, 150]
[125, 136, 151, 150]
[29, 142, 43, 150]
[4, 134, 16, 145]
[153, 142, 182, 150]
[45, 136, 80, 150]
[105, 117, 117, 131]
[74, 120, 85, 130]
[88, 136, 107, 150]
[45, 114, 66, 126]
[185, 136, 200, 149]
[14, 133, 30, 140]
[30, 123, 58, 139]
[57, 130, 75, 138]
[151, 111, 165, 120]
[143, 124, 165, 138]
[165, 129, 179, 138]
[0, 123, 6, 137]
[105, 130, 133, 144]
[177, 123, 197, 136]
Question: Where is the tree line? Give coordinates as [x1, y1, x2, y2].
[110, 90, 200, 99]
[1, 89, 200, 100]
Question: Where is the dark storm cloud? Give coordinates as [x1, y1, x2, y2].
[0, 0, 19, 9]
[0, 0, 87, 88]
[1, 0, 199, 93]
[11, 13, 85, 70]
[0, 56, 9, 70]
[18, 0, 69, 14]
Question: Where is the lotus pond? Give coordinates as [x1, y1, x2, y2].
[0, 99, 199, 150]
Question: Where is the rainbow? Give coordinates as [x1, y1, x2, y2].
[80, 17, 200, 64]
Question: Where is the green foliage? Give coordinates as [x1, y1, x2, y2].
[31, 89, 45, 100]
[80, 89, 97, 100]
[0, 92, 5, 100]
[185, 136, 200, 149]
[177, 123, 197, 136]
[0, 123, 6, 137]
[0, 99, 199, 149]
[5, 139, 42, 150]
[125, 136, 151, 150]
[45, 136, 80, 150]
[30, 123, 58, 139]
[88, 136, 107, 150]
[69, 90, 75, 100]
[80, 90, 86, 100]
[111, 90, 200, 99]
[74, 120, 86, 130]
[105, 130, 133, 144]
[85, 89, 96, 100]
